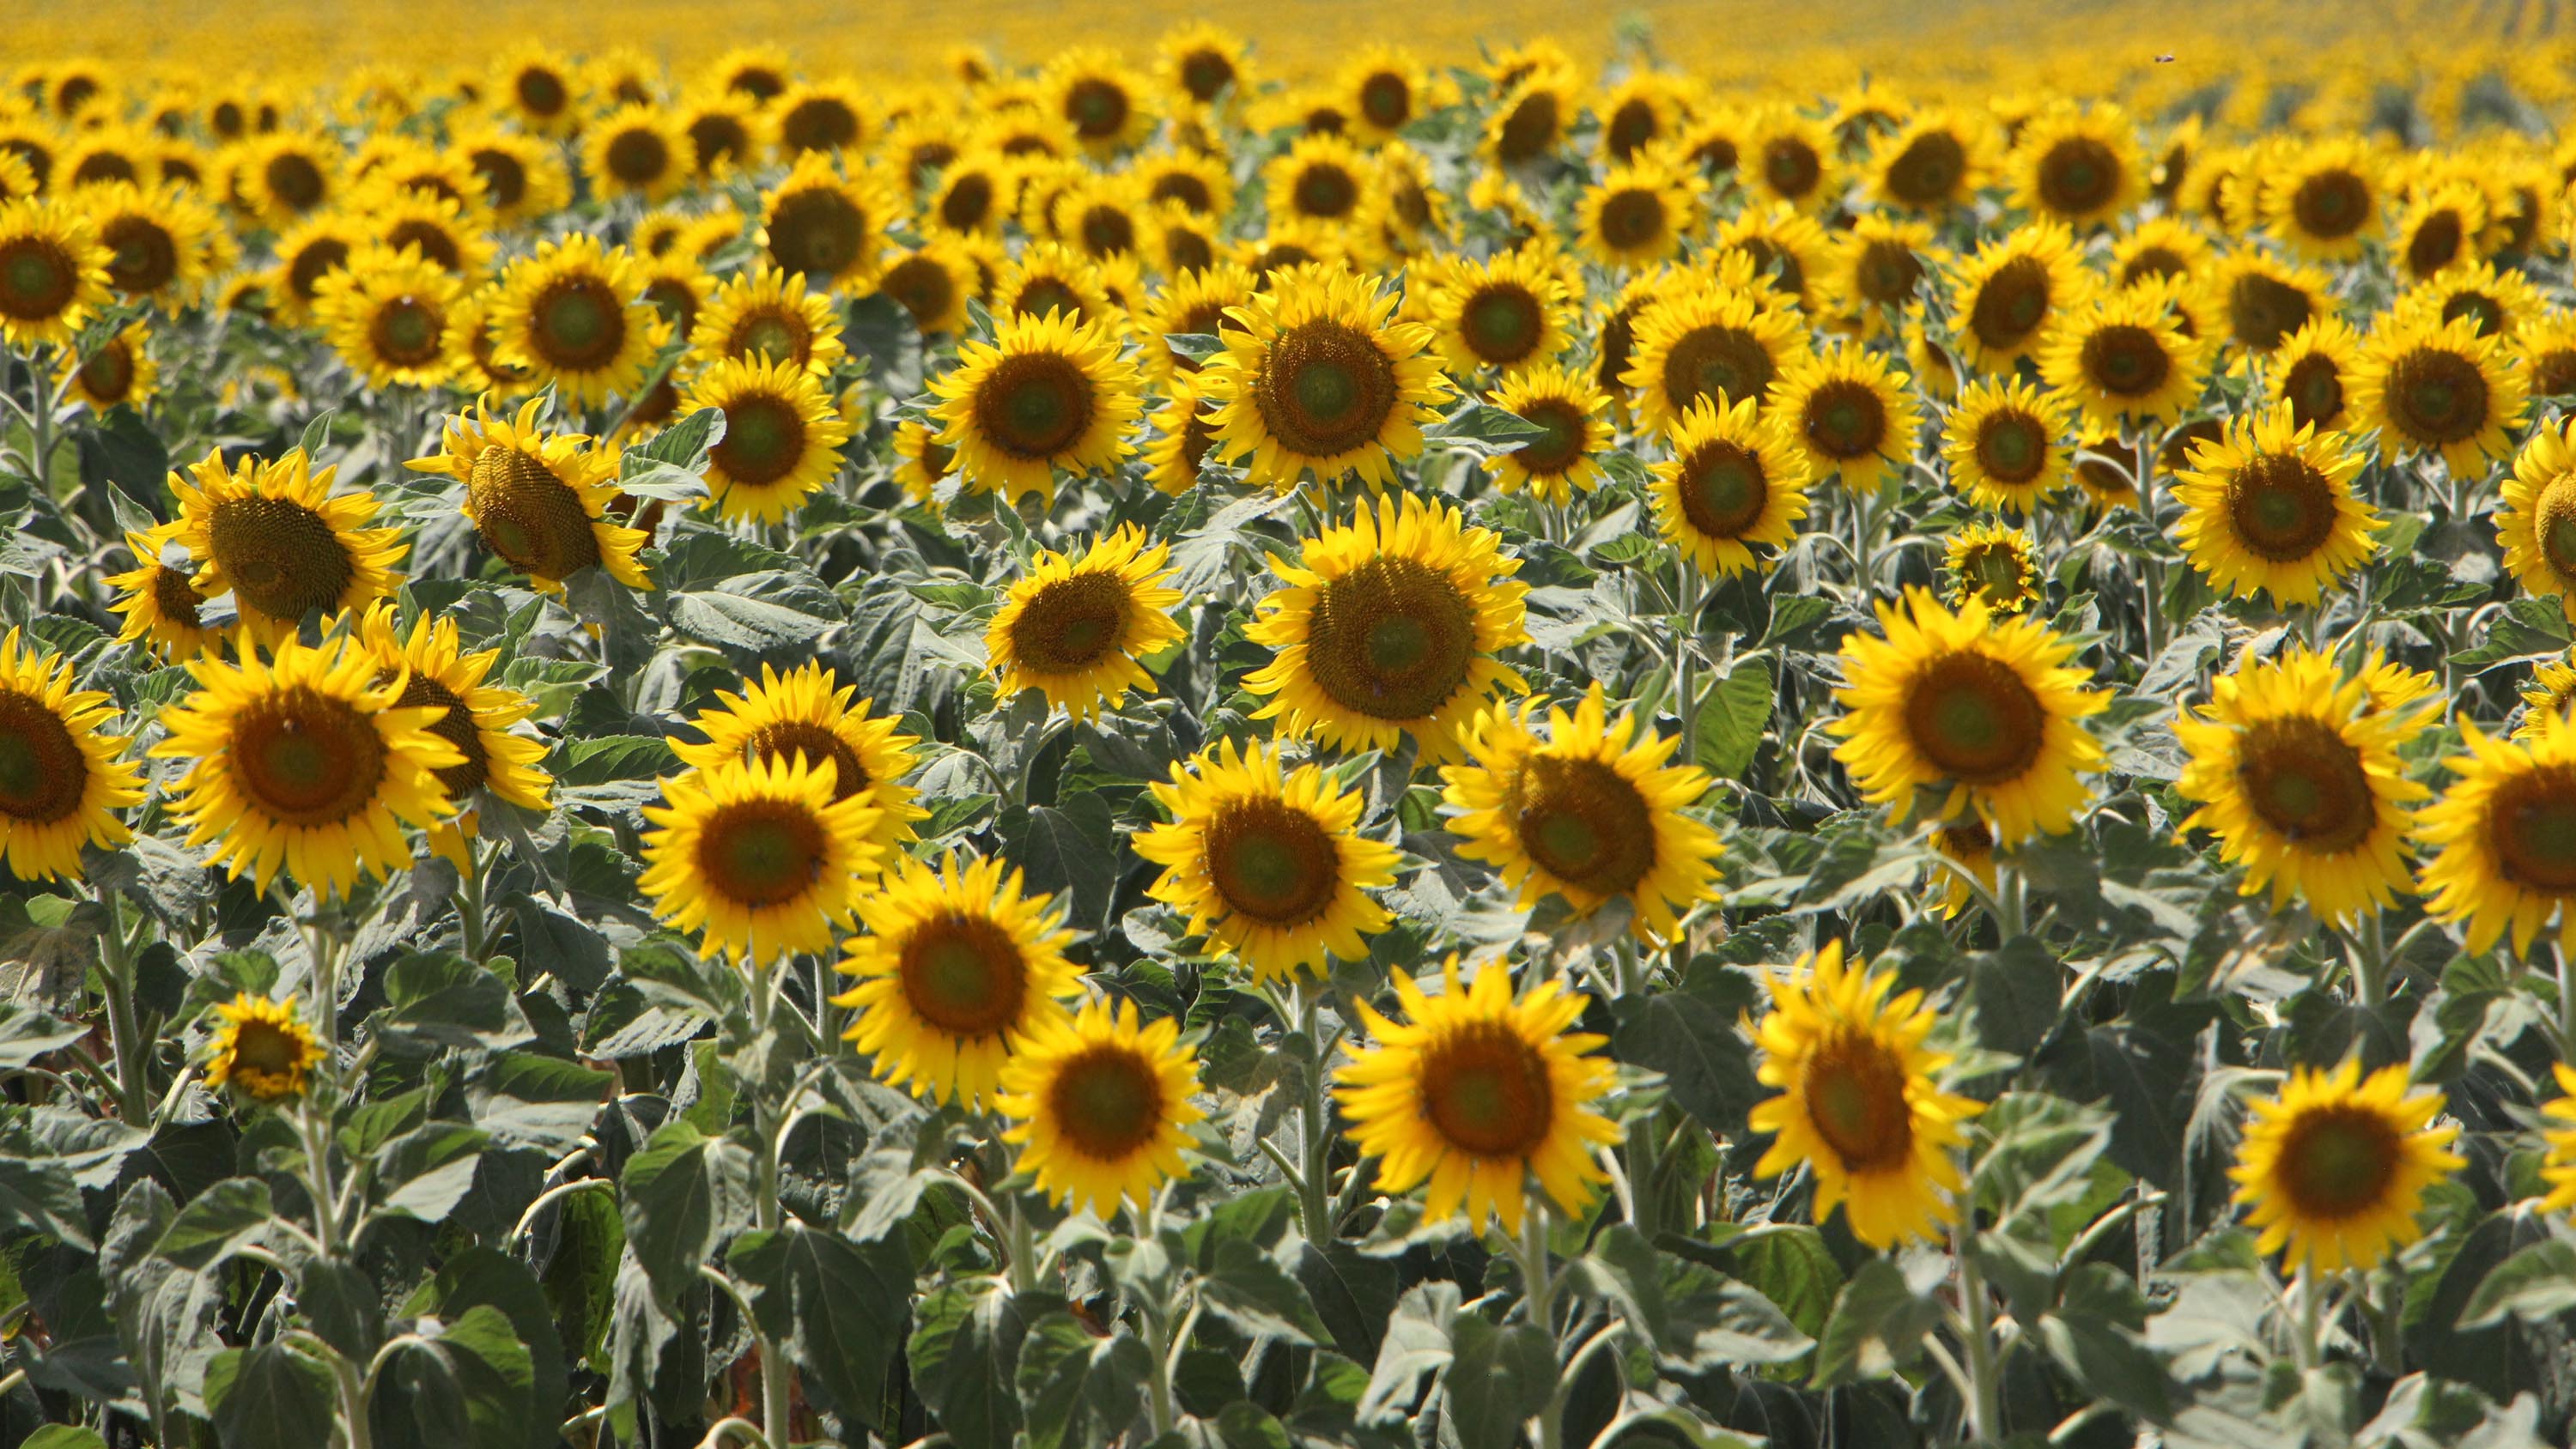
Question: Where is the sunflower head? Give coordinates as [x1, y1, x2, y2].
[2230, 1059, 2463, 1274]
[2351, 312, 2527, 477]
[1771, 343, 1923, 495]
[1651, 394, 1814, 578]
[758, 154, 893, 290]
[168, 447, 405, 645]
[1485, 363, 1611, 505]
[0, 196, 112, 347]
[999, 997, 1207, 1217]
[986, 524, 1187, 722]
[2171, 404, 2380, 608]
[1199, 264, 1452, 490]
[1941, 376, 2075, 516]
[928, 307, 1141, 507]
[410, 396, 653, 593]
[1943, 524, 2041, 615]
[2419, 710, 2576, 959]
[638, 754, 884, 967]
[355, 603, 554, 814]
[0, 627, 143, 882]
[685, 355, 855, 524]
[489, 233, 661, 408]
[206, 993, 324, 1103]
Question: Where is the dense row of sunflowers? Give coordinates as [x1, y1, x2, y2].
[3, 17, 2576, 1449]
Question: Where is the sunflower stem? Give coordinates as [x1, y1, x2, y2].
[94, 887, 151, 1126]
[2134, 432, 2164, 664]
[2353, 913, 2389, 1009]
[2292, 1262, 2323, 1373]
[747, 965, 796, 1446]
[2557, 943, 2576, 1064]
[1516, 1203, 1564, 1449]
[455, 834, 490, 966]
[1954, 1215, 2003, 1445]
[1297, 985, 1334, 1242]
[1674, 564, 1704, 763]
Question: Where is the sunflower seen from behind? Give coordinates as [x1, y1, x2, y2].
[0, 628, 143, 882]
[930, 307, 1141, 508]
[170, 448, 404, 648]
[1747, 940, 1983, 1248]
[2231, 1060, 2462, 1275]
[1335, 958, 1619, 1234]
[2172, 405, 2381, 608]
[639, 754, 881, 967]
[686, 355, 854, 524]
[410, 397, 653, 595]
[674, 663, 927, 863]
[2418, 707, 2576, 960]
[204, 994, 324, 1104]
[999, 997, 1206, 1217]
[1199, 264, 1449, 490]
[1650, 394, 1812, 578]
[986, 524, 1186, 722]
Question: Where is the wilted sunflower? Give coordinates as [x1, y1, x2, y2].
[998, 997, 1206, 1217]
[639, 754, 882, 967]
[1336, 959, 1619, 1234]
[986, 524, 1186, 721]
[2172, 406, 2380, 607]
[1830, 586, 2110, 843]
[2419, 709, 2576, 959]
[170, 448, 404, 647]
[2010, 102, 2144, 227]
[353, 604, 551, 814]
[1948, 221, 2088, 372]
[152, 635, 460, 897]
[2349, 312, 2526, 478]
[1748, 940, 1984, 1248]
[836, 851, 1084, 1108]
[0, 197, 111, 347]
[1770, 343, 1923, 494]
[2038, 280, 2210, 432]
[1484, 364, 1611, 504]
[410, 397, 652, 594]
[1577, 154, 1704, 268]
[106, 526, 220, 661]
[204, 994, 323, 1103]
[1941, 376, 2075, 515]
[1424, 246, 1572, 377]
[1867, 107, 1997, 212]
[0, 628, 142, 882]
[1943, 524, 2041, 615]
[2175, 649, 2427, 925]
[1199, 265, 1450, 489]
[313, 245, 465, 390]
[1136, 736, 1400, 983]
[489, 233, 661, 408]
[930, 307, 1140, 506]
[1621, 280, 1811, 436]
[685, 356, 854, 524]
[1244, 493, 1528, 764]
[2231, 1060, 2462, 1274]
[1441, 686, 1723, 943]
[57, 321, 158, 413]
[1650, 395, 1813, 577]
[759, 154, 893, 291]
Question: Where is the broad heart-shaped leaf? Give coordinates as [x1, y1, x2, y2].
[1015, 1309, 1152, 1449]
[0, 1001, 86, 1068]
[1294, 1238, 1399, 1364]
[374, 1120, 490, 1224]
[667, 567, 848, 656]
[618, 1119, 756, 1310]
[1814, 1258, 1944, 1386]
[636, 405, 726, 469]
[2037, 1265, 2172, 1422]
[0, 1155, 90, 1248]
[370, 1304, 538, 1449]
[1441, 1314, 1555, 1449]
[204, 1341, 337, 1448]
[909, 1282, 1060, 1449]
[152, 1175, 272, 1269]
[1359, 1281, 1463, 1424]
[465, 1052, 615, 1151]
[1610, 955, 1761, 1136]
[374, 949, 536, 1057]
[1692, 658, 1773, 780]
[727, 1223, 914, 1429]
[1569, 1226, 1813, 1371]
[2461, 1239, 2576, 1328]
[1197, 1234, 1331, 1346]
[409, 1248, 570, 1449]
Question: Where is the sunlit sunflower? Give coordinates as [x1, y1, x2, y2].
[769, 78, 872, 157]
[2038, 279, 2210, 432]
[1770, 343, 1923, 495]
[457, 125, 573, 225]
[1263, 131, 1369, 229]
[690, 264, 848, 376]
[1138, 379, 1217, 495]
[2529, 1064, 2576, 1215]
[639, 754, 880, 967]
[988, 237, 1113, 327]
[0, 197, 111, 347]
[579, 104, 695, 204]
[234, 131, 338, 227]
[355, 604, 551, 813]
[2419, 706, 2576, 957]
[1423, 246, 1573, 377]
[1136, 736, 1399, 982]
[2349, 312, 2527, 478]
[0, 627, 139, 881]
[1943, 524, 2042, 615]
[1830, 586, 2110, 843]
[1234, 218, 1349, 283]
[1906, 307, 1962, 403]
[1941, 377, 2075, 515]
[106, 525, 221, 661]
[1484, 70, 1575, 167]
[2111, 215, 2217, 293]
[1137, 258, 1255, 382]
[1744, 107, 1838, 213]
[1649, 393, 1813, 578]
[1948, 221, 2088, 372]
[57, 320, 157, 413]
[488, 233, 661, 408]
[410, 397, 651, 593]
[1244, 492, 1528, 764]
[2495, 419, 2576, 624]
[357, 185, 495, 279]
[82, 179, 214, 306]
[2268, 317, 2363, 433]
[2391, 181, 2488, 282]
[878, 237, 978, 336]
[204, 994, 323, 1103]
[1485, 363, 1611, 505]
[1199, 264, 1451, 490]
[151, 634, 459, 897]
[998, 997, 1206, 1216]
[1828, 215, 1938, 339]
[758, 153, 893, 291]
[676, 662, 927, 865]
[666, 94, 760, 181]
[1158, 22, 1249, 112]
[313, 245, 465, 390]
[1047, 49, 1154, 158]
[262, 212, 367, 328]
[2009, 102, 2144, 227]
[2259, 138, 2384, 259]
[1748, 940, 1983, 1248]
[1336, 958, 1619, 1234]
[685, 355, 854, 524]
[1577, 153, 1704, 269]
[986, 524, 1186, 721]
[1867, 107, 1997, 212]
[929, 307, 1140, 507]
[169, 448, 403, 646]
[1620, 280, 1811, 436]
[1340, 45, 1430, 146]
[495, 51, 580, 135]
[2231, 1060, 2463, 1274]
[2171, 405, 2380, 607]
[2211, 251, 2332, 356]
[836, 851, 1084, 1108]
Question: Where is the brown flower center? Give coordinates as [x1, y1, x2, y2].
[0, 688, 87, 823]
[230, 685, 387, 826]
[1254, 318, 1399, 458]
[1048, 1046, 1166, 1159]
[898, 912, 1029, 1036]
[2275, 1104, 2403, 1220]
[1304, 556, 1478, 722]
[1419, 1021, 1552, 1158]
[2234, 717, 2374, 852]
[1516, 755, 1656, 896]
[695, 797, 829, 906]
[975, 351, 1097, 460]
[1204, 795, 1341, 926]
[1903, 650, 2046, 785]
[1008, 569, 1130, 676]
[1801, 1028, 1914, 1171]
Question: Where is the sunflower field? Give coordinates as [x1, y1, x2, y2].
[16, 3, 2576, 1447]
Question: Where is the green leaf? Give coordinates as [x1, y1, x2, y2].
[1163, 332, 1226, 362]
[1611, 955, 1761, 1135]
[1692, 658, 1772, 779]
[1198, 1236, 1330, 1346]
[2454, 595, 2573, 671]
[1716, 1225, 1843, 1344]
[467, 1052, 614, 1151]
[2460, 1240, 2576, 1328]
[1970, 936, 2062, 1055]
[1015, 1310, 1151, 1449]
[1358, 1282, 1461, 1423]
[24, 1428, 111, 1449]
[2037, 1266, 2172, 1420]
[1570, 1226, 1813, 1370]
[637, 406, 726, 469]
[1294, 1239, 1399, 1363]
[1441, 1315, 1554, 1449]
[0, 1003, 86, 1070]
[413, 1249, 572, 1449]
[1814, 1258, 1942, 1386]
[436, 1304, 541, 1449]
[668, 567, 848, 654]
[728, 1223, 914, 1428]
[376, 950, 535, 1056]
[618, 1120, 756, 1310]
[152, 1176, 271, 1268]
[1001, 794, 1121, 930]
[297, 409, 339, 458]
[205, 1342, 337, 1448]
[909, 1283, 1054, 1449]
[375, 1121, 492, 1223]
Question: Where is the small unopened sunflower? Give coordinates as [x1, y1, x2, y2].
[1748, 940, 1984, 1248]
[999, 997, 1206, 1217]
[355, 605, 553, 814]
[1199, 264, 1451, 490]
[639, 754, 883, 967]
[0, 197, 112, 347]
[205, 994, 324, 1103]
[1136, 736, 1400, 984]
[986, 524, 1186, 721]
[0, 628, 143, 882]
[686, 356, 854, 524]
[2350, 312, 2527, 478]
[1830, 586, 2110, 843]
[409, 397, 653, 593]
[1422, 246, 1574, 378]
[2418, 709, 2576, 959]
[690, 264, 849, 375]
[1620, 280, 1812, 436]
[929, 308, 1140, 507]
[1335, 959, 1619, 1234]
[169, 448, 404, 647]
[1943, 524, 2042, 615]
[1941, 377, 2075, 516]
[2172, 406, 2380, 607]
[1770, 343, 1923, 494]
[1651, 395, 1813, 577]
[2231, 1060, 2462, 1274]
[488, 233, 662, 408]
[1244, 493, 1528, 764]
[1484, 364, 1611, 504]
[836, 851, 1084, 1108]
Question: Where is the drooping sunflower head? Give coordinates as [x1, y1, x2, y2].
[998, 996, 1206, 1217]
[1948, 220, 2087, 373]
[758, 153, 894, 290]
[674, 662, 928, 860]
[986, 524, 1187, 722]
[2349, 312, 2527, 478]
[0, 195, 112, 347]
[928, 306, 1141, 508]
[2419, 707, 2576, 959]
[1199, 264, 1452, 490]
[1650, 393, 1814, 578]
[488, 233, 661, 409]
[1942, 523, 2042, 615]
[1578, 153, 1706, 268]
[1336, 958, 1620, 1234]
[1939, 375, 2075, 517]
[409, 395, 652, 593]
[2230, 1059, 2463, 1274]
[1485, 362, 1612, 505]
[1619, 278, 1812, 438]
[2171, 403, 2381, 608]
[684, 355, 855, 525]
[638, 753, 884, 967]
[836, 851, 1084, 1109]
[169, 447, 404, 646]
[204, 993, 324, 1103]
[1747, 940, 1985, 1248]
[1771, 342, 1923, 495]
[0, 627, 143, 882]
[1244, 491, 1530, 763]
[1425, 244, 1574, 377]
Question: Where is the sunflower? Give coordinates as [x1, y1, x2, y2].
[2419, 705, 2576, 957]
[991, 238, 1116, 326]
[1943, 524, 2042, 615]
[929, 307, 1140, 507]
[2394, 259, 2543, 342]
[2535, 1064, 2576, 1214]
[1827, 215, 1938, 339]
[2260, 138, 2384, 259]
[488, 233, 661, 409]
[2111, 215, 2216, 292]
[998, 997, 1206, 1216]
[1928, 820, 2001, 919]
[580, 104, 695, 204]
[1484, 70, 1574, 167]
[1136, 737, 1399, 983]
[1244, 493, 1528, 764]
[2231, 1060, 2463, 1275]
[495, 51, 580, 135]
[1577, 154, 1704, 269]
[675, 94, 762, 180]
[1747, 940, 1983, 1248]
[2392, 181, 2488, 282]
[1907, 308, 1961, 403]
[106, 526, 221, 661]
[709, 46, 792, 106]
[1142, 379, 1219, 495]
[355, 604, 551, 813]
[1235, 219, 1349, 284]
[1620, 280, 1810, 437]
[2171, 405, 2381, 608]
[1423, 246, 1572, 378]
[458, 125, 574, 225]
[1941, 377, 2075, 516]
[1948, 221, 2088, 373]
[204, 994, 323, 1103]
[1830, 586, 2110, 843]
[758, 154, 893, 291]
[1159, 22, 1249, 112]
[0, 627, 141, 882]
[2494, 419, 2576, 625]
[639, 754, 879, 967]
[1867, 107, 1997, 212]
[985, 524, 1186, 722]
[690, 264, 848, 375]
[674, 663, 927, 861]
[0, 197, 110, 348]
[2009, 102, 2143, 227]
[1771, 343, 1923, 495]
[1199, 264, 1450, 490]
[925, 149, 1012, 237]
[2213, 251, 2332, 356]
[2038, 279, 2209, 432]
[82, 179, 213, 305]
[359, 185, 495, 278]
[2269, 317, 2363, 433]
[878, 237, 978, 336]
[169, 448, 404, 646]
[57, 321, 157, 413]
[1340, 45, 1429, 146]
[2518, 311, 2576, 398]
[1134, 147, 1233, 224]
[1335, 958, 1619, 1234]
[313, 245, 465, 390]
[151, 634, 459, 897]
[685, 356, 853, 524]
[2349, 313, 2527, 478]
[1043, 49, 1153, 158]
[1263, 131, 1369, 229]
[1484, 364, 1611, 505]
[234, 131, 337, 227]
[1137, 259, 1255, 382]
[410, 396, 652, 593]
[836, 852, 1084, 1108]
[1746, 107, 1838, 213]
[263, 212, 367, 327]
[1651, 395, 1813, 577]
[769, 79, 872, 157]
